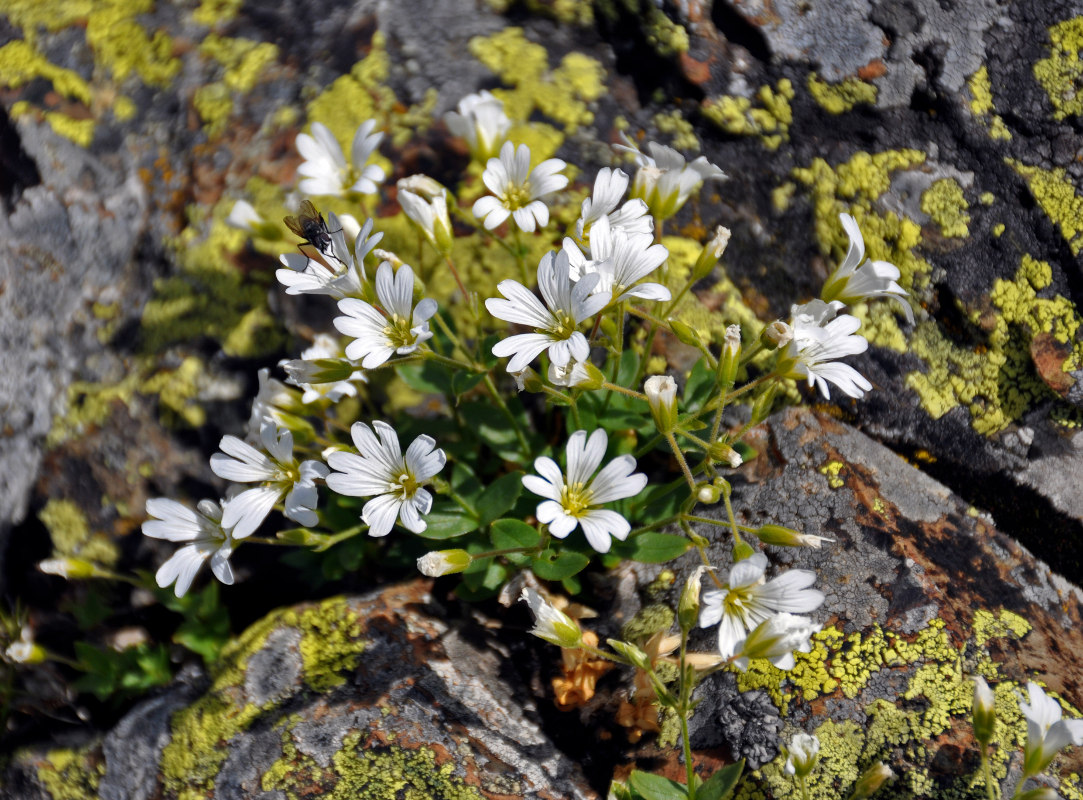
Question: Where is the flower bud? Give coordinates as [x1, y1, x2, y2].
[281, 357, 356, 386]
[521, 588, 582, 649]
[692, 226, 731, 281]
[784, 733, 820, 777]
[708, 441, 743, 469]
[607, 639, 651, 670]
[398, 176, 454, 255]
[678, 566, 706, 632]
[38, 557, 102, 580]
[667, 318, 703, 348]
[760, 320, 793, 350]
[754, 525, 834, 549]
[416, 549, 472, 577]
[749, 382, 778, 426]
[717, 324, 741, 388]
[732, 540, 756, 562]
[644, 375, 679, 434]
[696, 484, 721, 504]
[849, 762, 894, 800]
[4, 640, 46, 665]
[734, 612, 820, 671]
[549, 360, 604, 390]
[972, 676, 996, 747]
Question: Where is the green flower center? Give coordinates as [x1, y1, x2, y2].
[560, 481, 594, 517]
[502, 183, 532, 210]
[549, 311, 578, 340]
[383, 315, 416, 350]
[393, 471, 420, 498]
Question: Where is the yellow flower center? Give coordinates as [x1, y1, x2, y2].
[560, 481, 594, 517]
[502, 183, 532, 210]
[383, 314, 416, 350]
[549, 311, 578, 339]
[393, 471, 419, 499]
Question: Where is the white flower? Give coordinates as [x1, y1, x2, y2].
[277, 213, 382, 299]
[520, 587, 582, 648]
[784, 733, 820, 777]
[548, 359, 598, 388]
[211, 422, 330, 538]
[444, 90, 511, 163]
[700, 552, 824, 661]
[777, 301, 872, 399]
[972, 676, 996, 746]
[644, 374, 678, 433]
[615, 133, 726, 220]
[822, 213, 913, 323]
[226, 200, 264, 235]
[472, 142, 568, 232]
[296, 120, 385, 197]
[1019, 681, 1083, 776]
[564, 216, 670, 303]
[486, 250, 610, 373]
[575, 167, 653, 242]
[731, 612, 821, 671]
[398, 175, 454, 254]
[247, 368, 303, 441]
[334, 261, 438, 368]
[283, 333, 367, 405]
[142, 498, 236, 597]
[522, 429, 648, 553]
[325, 420, 446, 537]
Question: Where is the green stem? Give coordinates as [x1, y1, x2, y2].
[679, 629, 697, 800]
[483, 374, 531, 458]
[633, 324, 658, 388]
[664, 431, 697, 491]
[424, 349, 484, 373]
[980, 747, 997, 800]
[628, 515, 682, 537]
[512, 227, 530, 285]
[799, 775, 811, 800]
[601, 381, 645, 401]
[721, 486, 741, 545]
[433, 312, 473, 361]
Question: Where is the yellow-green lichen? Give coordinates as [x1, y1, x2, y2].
[701, 79, 794, 151]
[906, 254, 1083, 434]
[47, 373, 140, 448]
[162, 598, 366, 798]
[489, 0, 594, 26]
[84, 3, 180, 87]
[141, 357, 207, 428]
[192, 83, 233, 137]
[966, 66, 1012, 141]
[652, 109, 700, 152]
[199, 34, 279, 92]
[807, 72, 877, 114]
[42, 110, 95, 146]
[993, 223, 1005, 237]
[263, 729, 485, 800]
[921, 178, 971, 238]
[973, 608, 1031, 646]
[1009, 159, 1083, 255]
[468, 27, 606, 136]
[1034, 17, 1083, 120]
[0, 39, 93, 104]
[34, 745, 102, 800]
[39, 498, 119, 567]
[819, 460, 845, 489]
[193, 0, 245, 26]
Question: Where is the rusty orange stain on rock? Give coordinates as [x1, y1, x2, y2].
[858, 59, 887, 80]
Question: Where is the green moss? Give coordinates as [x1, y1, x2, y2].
[1034, 17, 1083, 120]
[141, 357, 207, 428]
[652, 109, 700, 152]
[35, 745, 102, 800]
[807, 72, 877, 114]
[702, 80, 795, 151]
[1008, 159, 1083, 255]
[39, 498, 119, 567]
[162, 598, 367, 798]
[468, 27, 606, 136]
[921, 178, 971, 238]
[966, 66, 1012, 140]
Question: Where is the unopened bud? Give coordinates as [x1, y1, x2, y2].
[971, 676, 996, 747]
[1014, 789, 1059, 800]
[417, 549, 472, 577]
[5, 640, 46, 665]
[749, 382, 778, 426]
[717, 324, 741, 388]
[38, 557, 101, 580]
[755, 524, 834, 549]
[732, 540, 756, 562]
[373, 249, 405, 268]
[678, 566, 706, 632]
[709, 441, 743, 469]
[697, 484, 721, 504]
[849, 763, 894, 800]
[760, 320, 793, 350]
[511, 367, 543, 393]
[692, 226, 731, 281]
[644, 375, 679, 434]
[667, 318, 702, 348]
[607, 639, 650, 670]
[521, 588, 582, 649]
[281, 358, 356, 386]
[784, 733, 821, 778]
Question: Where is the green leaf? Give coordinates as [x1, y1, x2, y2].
[397, 361, 453, 395]
[477, 472, 524, 526]
[612, 533, 691, 563]
[683, 357, 715, 411]
[696, 762, 744, 800]
[457, 557, 509, 600]
[452, 370, 486, 398]
[627, 770, 688, 800]
[531, 549, 590, 581]
[460, 401, 523, 460]
[616, 348, 640, 388]
[490, 518, 540, 550]
[597, 409, 648, 432]
[415, 507, 479, 539]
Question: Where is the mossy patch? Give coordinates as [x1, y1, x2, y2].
[34, 745, 102, 800]
[39, 498, 119, 567]
[966, 66, 1012, 141]
[921, 178, 971, 238]
[1008, 159, 1083, 255]
[161, 597, 367, 798]
[701, 80, 795, 151]
[652, 109, 700, 152]
[1033, 17, 1083, 120]
[807, 72, 877, 115]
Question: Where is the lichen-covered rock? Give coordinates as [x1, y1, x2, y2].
[2, 582, 595, 800]
[609, 407, 1083, 797]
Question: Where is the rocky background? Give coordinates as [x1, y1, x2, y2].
[1, 0, 1083, 798]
